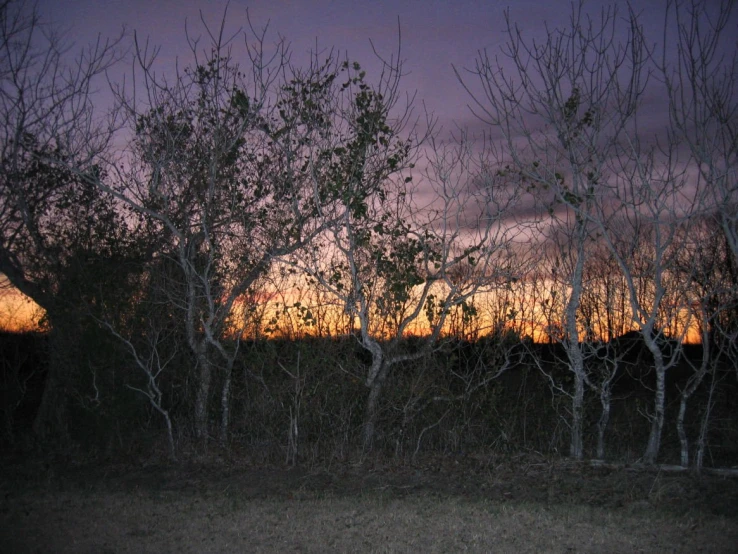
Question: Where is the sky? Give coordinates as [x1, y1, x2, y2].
[2, 0, 727, 337]
[31, 0, 684, 226]
[34, 0, 671, 136]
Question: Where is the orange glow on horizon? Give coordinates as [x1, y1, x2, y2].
[0, 274, 704, 345]
[0, 283, 44, 333]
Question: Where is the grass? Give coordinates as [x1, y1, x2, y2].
[2, 456, 737, 553]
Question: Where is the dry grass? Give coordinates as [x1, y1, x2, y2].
[2, 458, 737, 553]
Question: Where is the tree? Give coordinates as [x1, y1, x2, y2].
[662, 0, 738, 382]
[287, 131, 524, 450]
[457, 1, 648, 459]
[663, 0, 737, 259]
[579, 243, 635, 459]
[1, 111, 141, 447]
[95, 260, 182, 460]
[87, 10, 445, 447]
[0, 0, 125, 443]
[674, 216, 737, 468]
[0, 0, 124, 296]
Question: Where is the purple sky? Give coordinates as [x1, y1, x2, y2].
[4, 0, 732, 329]
[36, 0, 671, 134]
[32, 0, 698, 243]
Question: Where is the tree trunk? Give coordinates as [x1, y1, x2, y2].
[219, 366, 232, 448]
[164, 409, 177, 462]
[596, 389, 611, 460]
[643, 366, 666, 465]
[363, 363, 389, 452]
[32, 327, 71, 448]
[565, 229, 586, 461]
[147, 395, 177, 461]
[194, 354, 212, 446]
[570, 370, 585, 460]
[676, 395, 689, 467]
[678, 336, 710, 469]
[696, 367, 717, 471]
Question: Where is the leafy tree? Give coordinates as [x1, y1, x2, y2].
[0, 0, 126, 445]
[288, 130, 524, 450]
[90, 10, 444, 447]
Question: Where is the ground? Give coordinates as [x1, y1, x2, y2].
[1, 453, 737, 553]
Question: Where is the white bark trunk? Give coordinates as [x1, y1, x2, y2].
[194, 353, 212, 445]
[696, 367, 717, 470]
[643, 361, 666, 465]
[363, 361, 388, 452]
[677, 396, 689, 467]
[570, 369, 585, 460]
[596, 390, 611, 460]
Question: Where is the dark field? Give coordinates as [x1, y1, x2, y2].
[2, 455, 737, 553]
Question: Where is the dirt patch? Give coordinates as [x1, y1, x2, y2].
[2, 455, 737, 553]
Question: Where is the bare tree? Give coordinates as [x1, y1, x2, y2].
[595, 140, 697, 464]
[662, 0, 738, 387]
[97, 302, 179, 461]
[457, 1, 648, 459]
[579, 244, 635, 459]
[662, 0, 737, 258]
[674, 217, 737, 468]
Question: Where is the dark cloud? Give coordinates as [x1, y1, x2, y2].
[37, 0, 717, 245]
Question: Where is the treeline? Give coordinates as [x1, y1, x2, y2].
[0, 0, 736, 467]
[2, 330, 737, 467]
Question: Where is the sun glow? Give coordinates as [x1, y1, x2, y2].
[0, 266, 704, 344]
[0, 280, 44, 333]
